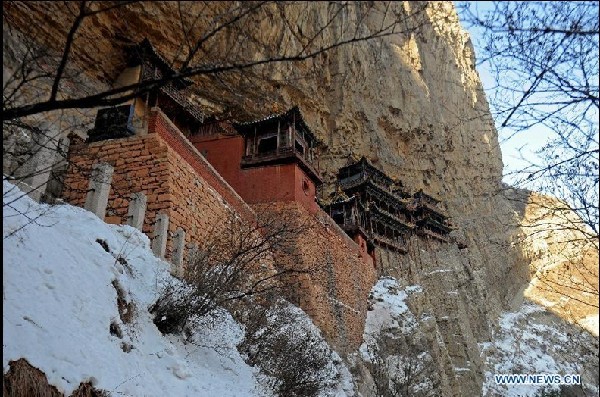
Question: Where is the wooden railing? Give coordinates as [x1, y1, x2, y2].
[241, 146, 322, 182]
[371, 204, 415, 229]
[418, 228, 450, 243]
[373, 234, 408, 253]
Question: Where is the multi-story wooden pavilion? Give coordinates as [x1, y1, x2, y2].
[324, 157, 414, 254]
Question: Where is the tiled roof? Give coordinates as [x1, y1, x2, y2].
[126, 38, 194, 87]
[233, 106, 319, 144]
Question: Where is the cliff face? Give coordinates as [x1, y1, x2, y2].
[3, 2, 595, 396]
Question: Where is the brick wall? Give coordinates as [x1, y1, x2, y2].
[255, 202, 378, 352]
[148, 108, 254, 221]
[63, 109, 254, 259]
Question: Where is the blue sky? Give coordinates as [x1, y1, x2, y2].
[455, 2, 553, 185]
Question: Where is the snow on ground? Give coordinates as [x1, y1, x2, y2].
[361, 277, 599, 397]
[481, 301, 599, 397]
[7, 177, 596, 397]
[361, 276, 417, 346]
[357, 277, 436, 396]
[579, 314, 599, 336]
[3, 180, 267, 396]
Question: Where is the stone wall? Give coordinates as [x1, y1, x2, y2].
[63, 109, 254, 259]
[257, 202, 378, 352]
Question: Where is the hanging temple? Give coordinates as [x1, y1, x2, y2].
[77, 38, 456, 265]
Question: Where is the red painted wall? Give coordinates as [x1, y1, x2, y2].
[353, 234, 376, 267]
[192, 135, 319, 213]
[189, 134, 245, 192]
[293, 166, 319, 213]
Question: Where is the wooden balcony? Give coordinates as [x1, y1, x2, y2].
[371, 204, 415, 230]
[373, 234, 408, 253]
[417, 228, 450, 243]
[241, 146, 322, 183]
[415, 199, 448, 218]
[338, 172, 368, 190]
[418, 216, 452, 234]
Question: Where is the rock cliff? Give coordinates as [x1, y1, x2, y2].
[3, 2, 597, 396]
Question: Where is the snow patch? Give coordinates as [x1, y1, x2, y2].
[3, 180, 264, 396]
[579, 314, 599, 336]
[481, 301, 599, 397]
[362, 277, 415, 343]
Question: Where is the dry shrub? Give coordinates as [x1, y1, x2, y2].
[70, 383, 109, 397]
[3, 359, 61, 397]
[150, 210, 311, 335]
[238, 299, 342, 397]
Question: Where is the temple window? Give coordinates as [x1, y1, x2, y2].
[280, 125, 291, 147]
[257, 134, 278, 154]
[295, 138, 305, 156]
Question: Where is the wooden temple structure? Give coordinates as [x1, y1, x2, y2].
[233, 106, 321, 184]
[323, 157, 454, 253]
[82, 40, 325, 214]
[87, 38, 204, 142]
[190, 106, 323, 214]
[84, 38, 453, 251]
[408, 189, 452, 242]
[324, 157, 414, 254]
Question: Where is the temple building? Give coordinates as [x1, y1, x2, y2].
[408, 189, 453, 242]
[190, 106, 323, 214]
[58, 39, 378, 351]
[324, 157, 456, 258]
[77, 37, 453, 257]
[54, 37, 459, 353]
[81, 38, 323, 216]
[87, 38, 204, 142]
[323, 157, 414, 255]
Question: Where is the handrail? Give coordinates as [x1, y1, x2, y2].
[371, 204, 415, 229]
[372, 234, 408, 252]
[241, 147, 322, 183]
